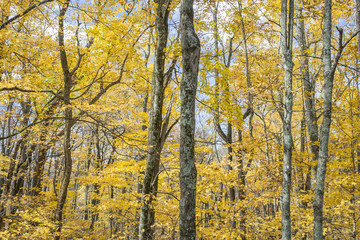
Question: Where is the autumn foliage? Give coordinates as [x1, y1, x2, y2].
[0, 0, 359, 239]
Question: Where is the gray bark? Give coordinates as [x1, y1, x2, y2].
[179, 0, 200, 238]
[357, 0, 360, 174]
[313, 0, 355, 237]
[280, 0, 295, 239]
[357, 0, 360, 57]
[297, 3, 319, 192]
[313, 1, 332, 239]
[139, 1, 171, 239]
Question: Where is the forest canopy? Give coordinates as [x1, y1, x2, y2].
[0, 0, 359, 239]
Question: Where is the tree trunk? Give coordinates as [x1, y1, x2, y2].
[54, 1, 73, 239]
[313, 1, 332, 239]
[237, 1, 253, 238]
[356, 0, 360, 58]
[237, 131, 247, 240]
[3, 139, 20, 197]
[90, 125, 102, 230]
[139, 1, 171, 239]
[179, 0, 200, 238]
[297, 2, 319, 191]
[356, 0, 360, 174]
[313, 1, 352, 238]
[135, 17, 152, 236]
[280, 0, 295, 239]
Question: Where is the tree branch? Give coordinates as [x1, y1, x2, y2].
[0, 0, 54, 30]
[0, 86, 64, 100]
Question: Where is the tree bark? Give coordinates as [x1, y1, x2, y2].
[313, 1, 332, 239]
[356, 0, 360, 173]
[356, 0, 360, 58]
[313, 1, 354, 238]
[179, 0, 200, 238]
[54, 1, 72, 239]
[139, 1, 171, 239]
[297, 2, 319, 191]
[90, 125, 101, 230]
[280, 0, 295, 239]
[237, 1, 253, 238]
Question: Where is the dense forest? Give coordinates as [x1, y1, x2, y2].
[0, 0, 359, 239]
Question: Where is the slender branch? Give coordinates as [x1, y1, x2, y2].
[0, 0, 54, 30]
[331, 29, 360, 78]
[0, 118, 50, 140]
[0, 86, 64, 100]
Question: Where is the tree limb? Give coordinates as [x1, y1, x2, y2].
[0, 0, 54, 30]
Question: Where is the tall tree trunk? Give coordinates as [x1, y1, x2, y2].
[297, 2, 319, 191]
[313, 0, 353, 237]
[356, 0, 360, 58]
[296, 11, 314, 240]
[179, 0, 200, 238]
[139, 1, 171, 239]
[356, 0, 360, 175]
[2, 140, 20, 196]
[211, 3, 226, 227]
[237, 1, 253, 238]
[136, 16, 152, 236]
[0, 2, 10, 81]
[54, 1, 72, 239]
[280, 0, 295, 239]
[313, 1, 332, 238]
[212, 3, 236, 228]
[90, 125, 101, 230]
[84, 129, 94, 221]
